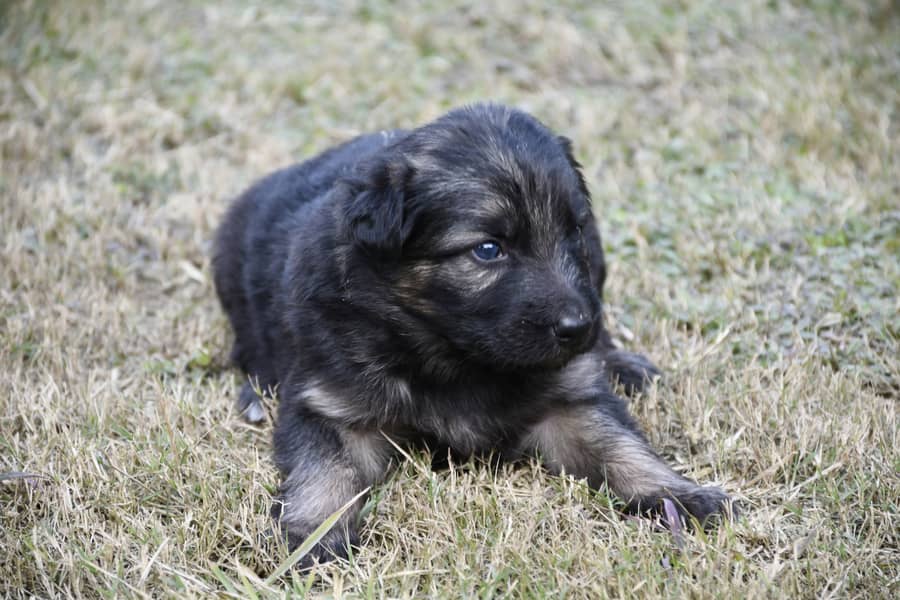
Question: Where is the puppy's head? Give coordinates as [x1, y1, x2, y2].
[341, 104, 605, 371]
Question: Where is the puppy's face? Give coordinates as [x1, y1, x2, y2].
[344, 106, 603, 371]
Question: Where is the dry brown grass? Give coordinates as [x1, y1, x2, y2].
[2, 1, 898, 597]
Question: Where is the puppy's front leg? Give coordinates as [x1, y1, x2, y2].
[271, 410, 393, 566]
[601, 349, 661, 396]
[520, 393, 732, 525]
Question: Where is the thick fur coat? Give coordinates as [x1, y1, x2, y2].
[213, 104, 732, 565]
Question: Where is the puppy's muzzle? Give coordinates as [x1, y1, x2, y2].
[552, 305, 594, 351]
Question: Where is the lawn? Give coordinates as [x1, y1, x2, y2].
[1, 1, 897, 597]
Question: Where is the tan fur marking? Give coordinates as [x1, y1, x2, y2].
[300, 383, 359, 422]
[279, 459, 359, 530]
[521, 405, 688, 502]
[340, 429, 394, 486]
[555, 353, 606, 399]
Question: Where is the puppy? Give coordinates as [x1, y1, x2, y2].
[213, 104, 731, 565]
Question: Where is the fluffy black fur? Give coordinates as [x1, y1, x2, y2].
[213, 104, 731, 566]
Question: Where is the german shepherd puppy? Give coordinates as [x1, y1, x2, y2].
[213, 104, 732, 565]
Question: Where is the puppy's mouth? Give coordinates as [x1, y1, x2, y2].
[548, 325, 600, 367]
[551, 314, 597, 355]
[501, 315, 600, 371]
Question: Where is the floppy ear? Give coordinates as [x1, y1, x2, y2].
[559, 136, 606, 291]
[557, 136, 591, 198]
[344, 159, 412, 260]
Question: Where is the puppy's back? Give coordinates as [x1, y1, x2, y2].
[212, 130, 405, 373]
[214, 130, 405, 268]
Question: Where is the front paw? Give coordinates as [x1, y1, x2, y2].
[283, 527, 359, 569]
[626, 485, 737, 529]
[603, 349, 661, 396]
[271, 501, 359, 569]
[669, 485, 737, 528]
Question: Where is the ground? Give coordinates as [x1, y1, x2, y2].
[1, 1, 898, 598]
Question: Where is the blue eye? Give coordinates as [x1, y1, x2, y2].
[473, 241, 504, 261]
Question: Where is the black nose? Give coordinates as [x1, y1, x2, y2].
[553, 311, 592, 348]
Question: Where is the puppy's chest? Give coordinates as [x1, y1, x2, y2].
[406, 382, 544, 453]
[301, 375, 549, 451]
[300, 354, 606, 452]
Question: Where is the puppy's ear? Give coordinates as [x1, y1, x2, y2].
[558, 136, 590, 198]
[345, 159, 413, 260]
[559, 135, 605, 291]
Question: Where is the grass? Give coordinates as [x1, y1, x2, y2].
[1, 0, 897, 597]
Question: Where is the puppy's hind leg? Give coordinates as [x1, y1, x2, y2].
[213, 210, 271, 423]
[237, 380, 267, 423]
[519, 393, 733, 526]
[229, 339, 274, 423]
